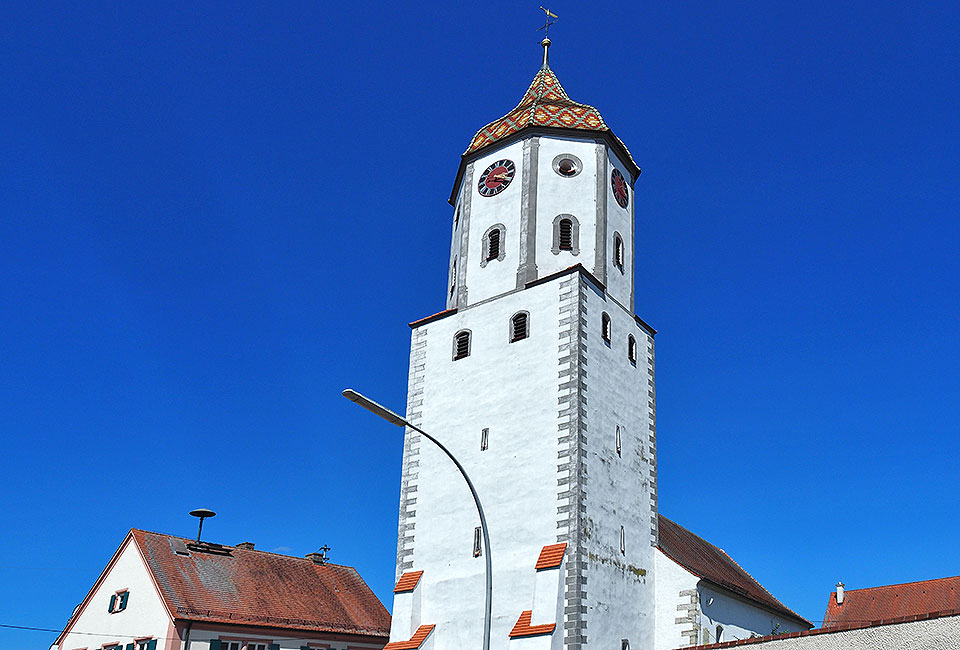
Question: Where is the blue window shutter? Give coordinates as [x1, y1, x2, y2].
[119, 591, 129, 610]
[147, 641, 157, 650]
[108, 594, 116, 612]
[125, 643, 133, 650]
[209, 641, 222, 650]
[270, 645, 280, 650]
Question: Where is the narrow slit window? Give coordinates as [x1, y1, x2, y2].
[716, 626, 723, 642]
[614, 232, 624, 272]
[480, 427, 489, 451]
[601, 313, 611, 344]
[628, 335, 637, 365]
[620, 525, 626, 555]
[450, 259, 457, 296]
[453, 330, 471, 360]
[621, 641, 630, 650]
[559, 219, 573, 251]
[486, 228, 500, 261]
[454, 204, 460, 228]
[510, 312, 529, 342]
[473, 526, 482, 557]
[616, 425, 622, 457]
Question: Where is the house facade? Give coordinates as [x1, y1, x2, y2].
[54, 529, 390, 650]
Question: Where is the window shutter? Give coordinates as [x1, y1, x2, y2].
[119, 590, 129, 610]
[209, 641, 222, 650]
[147, 641, 157, 650]
[125, 643, 133, 650]
[108, 594, 116, 612]
[270, 645, 280, 650]
[301, 646, 311, 650]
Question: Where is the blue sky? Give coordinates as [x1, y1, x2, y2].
[2, 1, 959, 647]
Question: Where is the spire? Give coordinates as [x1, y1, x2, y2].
[541, 37, 551, 68]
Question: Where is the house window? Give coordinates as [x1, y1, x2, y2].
[510, 311, 529, 342]
[135, 640, 157, 650]
[108, 590, 128, 613]
[481, 224, 506, 266]
[614, 232, 624, 272]
[453, 330, 471, 360]
[628, 335, 637, 365]
[473, 527, 482, 557]
[601, 313, 611, 344]
[551, 214, 580, 255]
[480, 427, 489, 451]
[221, 643, 241, 650]
[247, 644, 267, 650]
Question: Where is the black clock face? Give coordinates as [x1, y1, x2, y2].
[611, 168, 629, 208]
[478, 159, 516, 197]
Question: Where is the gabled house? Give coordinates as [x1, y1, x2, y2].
[54, 529, 391, 650]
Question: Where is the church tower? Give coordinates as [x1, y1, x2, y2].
[388, 39, 657, 650]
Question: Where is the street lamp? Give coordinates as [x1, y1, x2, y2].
[342, 389, 492, 650]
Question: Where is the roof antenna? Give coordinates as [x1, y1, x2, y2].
[189, 508, 216, 543]
[537, 7, 558, 68]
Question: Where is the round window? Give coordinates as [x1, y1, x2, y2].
[552, 154, 583, 178]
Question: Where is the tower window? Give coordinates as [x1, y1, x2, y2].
[480, 223, 506, 267]
[716, 625, 724, 642]
[453, 330, 471, 360]
[473, 526, 482, 557]
[614, 232, 624, 272]
[601, 313, 611, 344]
[480, 427, 489, 451]
[620, 525, 626, 555]
[454, 204, 460, 228]
[450, 259, 457, 297]
[510, 311, 529, 342]
[552, 153, 583, 177]
[551, 214, 580, 255]
[616, 425, 622, 457]
[622, 641, 630, 650]
[628, 335, 637, 365]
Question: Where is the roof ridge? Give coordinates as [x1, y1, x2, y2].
[840, 575, 960, 593]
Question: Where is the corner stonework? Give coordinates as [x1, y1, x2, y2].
[397, 326, 428, 576]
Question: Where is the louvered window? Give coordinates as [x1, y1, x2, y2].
[510, 312, 529, 342]
[453, 330, 471, 360]
[614, 232, 624, 271]
[559, 219, 573, 251]
[601, 313, 611, 344]
[473, 526, 482, 557]
[628, 335, 637, 365]
[486, 228, 501, 261]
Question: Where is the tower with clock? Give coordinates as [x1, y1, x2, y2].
[387, 37, 658, 650]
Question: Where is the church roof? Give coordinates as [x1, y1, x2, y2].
[822, 575, 960, 628]
[658, 515, 812, 627]
[464, 40, 637, 171]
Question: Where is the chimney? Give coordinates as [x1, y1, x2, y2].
[236, 542, 255, 550]
[836, 582, 845, 606]
[305, 552, 325, 565]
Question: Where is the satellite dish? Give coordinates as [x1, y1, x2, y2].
[189, 508, 217, 542]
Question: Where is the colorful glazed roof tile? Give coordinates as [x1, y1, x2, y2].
[535, 543, 567, 570]
[823, 576, 960, 628]
[658, 515, 812, 628]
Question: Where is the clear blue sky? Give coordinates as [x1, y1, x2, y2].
[2, 2, 958, 647]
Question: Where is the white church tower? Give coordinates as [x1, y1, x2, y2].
[387, 38, 658, 650]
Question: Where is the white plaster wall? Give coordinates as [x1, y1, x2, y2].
[460, 141, 525, 305]
[605, 150, 635, 311]
[58, 536, 171, 650]
[654, 549, 698, 650]
[721, 615, 960, 650]
[186, 627, 385, 650]
[395, 278, 567, 649]
[698, 584, 808, 645]
[534, 136, 600, 279]
[580, 284, 656, 650]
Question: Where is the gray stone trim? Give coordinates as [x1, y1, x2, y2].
[552, 153, 583, 178]
[517, 137, 540, 288]
[480, 223, 507, 268]
[456, 163, 474, 307]
[647, 336, 658, 545]
[594, 142, 608, 286]
[629, 169, 636, 312]
[397, 327, 428, 576]
[556, 275, 589, 650]
[676, 589, 701, 646]
[552, 214, 581, 256]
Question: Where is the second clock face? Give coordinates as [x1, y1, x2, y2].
[478, 159, 516, 197]
[611, 168, 629, 208]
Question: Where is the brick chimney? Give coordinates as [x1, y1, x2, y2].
[235, 542, 255, 550]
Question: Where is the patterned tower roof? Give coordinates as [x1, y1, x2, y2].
[465, 39, 629, 159]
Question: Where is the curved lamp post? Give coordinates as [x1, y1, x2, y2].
[342, 389, 492, 650]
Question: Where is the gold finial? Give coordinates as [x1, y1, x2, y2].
[537, 7, 558, 67]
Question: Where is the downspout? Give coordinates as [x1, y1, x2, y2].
[182, 621, 193, 650]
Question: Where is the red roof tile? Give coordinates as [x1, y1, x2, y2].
[823, 576, 960, 628]
[508, 611, 556, 638]
[657, 515, 811, 628]
[535, 543, 566, 570]
[383, 624, 435, 650]
[131, 530, 390, 638]
[393, 571, 424, 593]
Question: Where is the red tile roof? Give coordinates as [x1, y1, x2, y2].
[535, 543, 566, 570]
[657, 515, 811, 628]
[508, 611, 556, 638]
[131, 529, 390, 638]
[823, 575, 960, 628]
[393, 571, 424, 593]
[383, 624, 435, 650]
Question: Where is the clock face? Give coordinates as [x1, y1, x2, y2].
[478, 159, 516, 197]
[611, 168, 629, 208]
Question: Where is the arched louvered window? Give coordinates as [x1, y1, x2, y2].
[481, 224, 506, 267]
[601, 312, 611, 344]
[559, 219, 573, 250]
[628, 335, 637, 365]
[510, 311, 529, 342]
[552, 214, 580, 255]
[453, 330, 471, 360]
[614, 232, 624, 272]
[487, 228, 501, 260]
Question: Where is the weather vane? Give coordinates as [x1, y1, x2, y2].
[538, 7, 558, 37]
